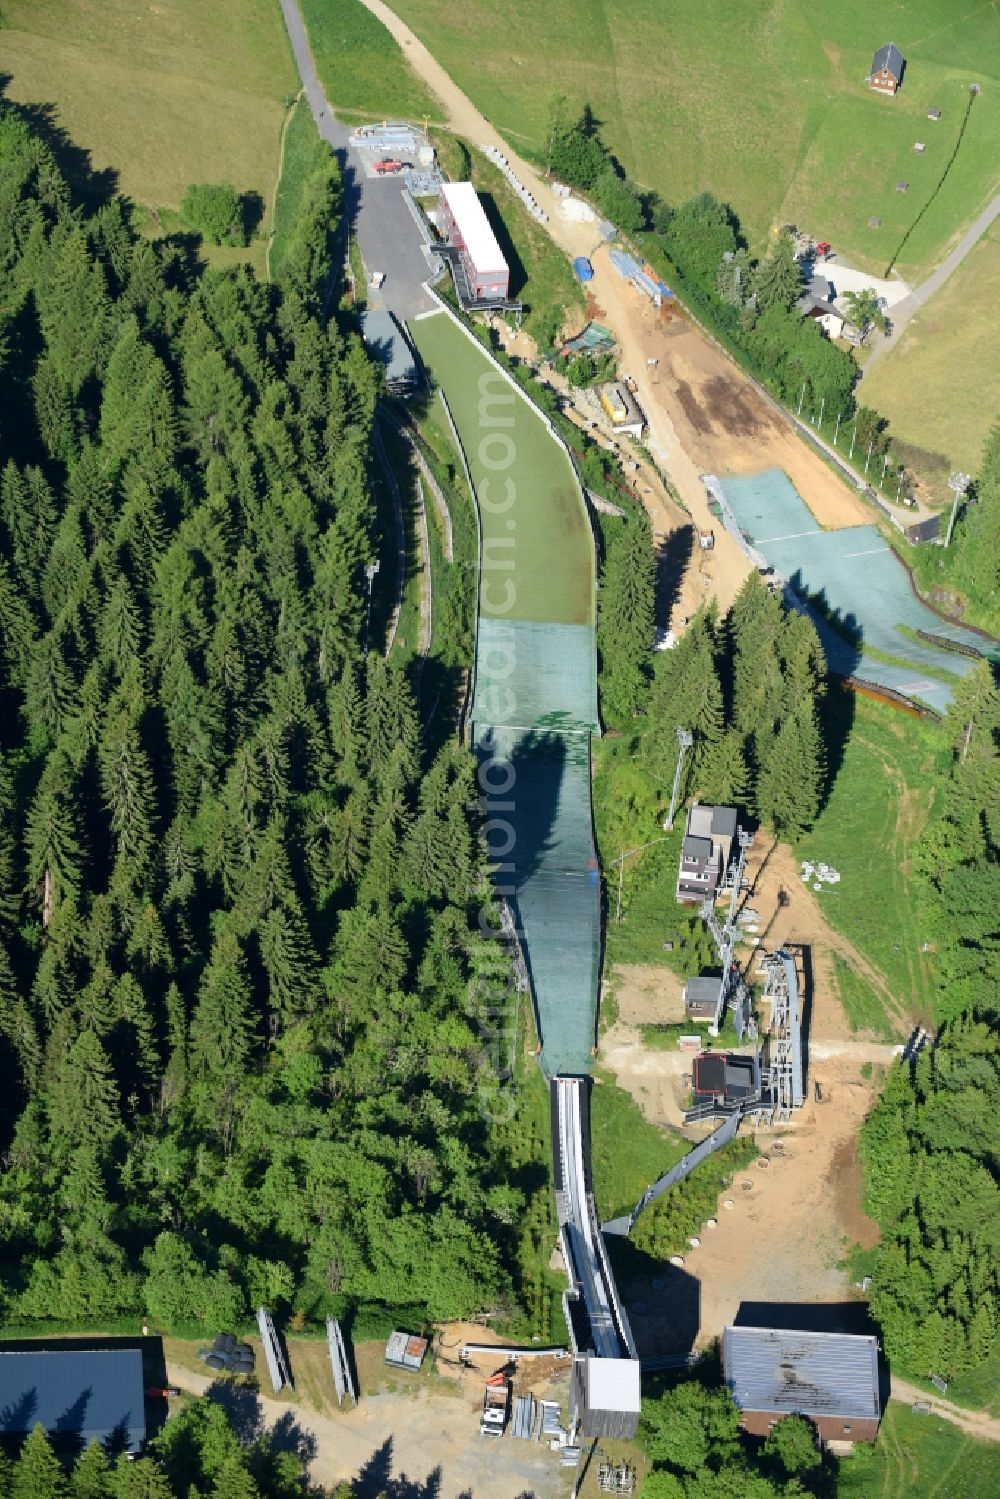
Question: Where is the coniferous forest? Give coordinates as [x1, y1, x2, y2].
[0, 105, 530, 1335]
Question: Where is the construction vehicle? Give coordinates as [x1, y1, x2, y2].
[373, 159, 405, 175]
[480, 1372, 511, 1437]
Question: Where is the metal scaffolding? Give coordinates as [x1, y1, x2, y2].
[700, 829, 756, 1039]
[756, 950, 805, 1121]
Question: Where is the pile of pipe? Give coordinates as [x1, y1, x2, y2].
[479, 143, 548, 224]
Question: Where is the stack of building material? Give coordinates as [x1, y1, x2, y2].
[512, 1393, 537, 1438]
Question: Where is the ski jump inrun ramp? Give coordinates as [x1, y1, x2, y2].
[410, 305, 641, 1436]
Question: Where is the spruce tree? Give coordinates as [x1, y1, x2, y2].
[12, 1424, 67, 1499]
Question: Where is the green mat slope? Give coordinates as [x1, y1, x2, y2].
[410, 309, 600, 1077]
[410, 311, 594, 628]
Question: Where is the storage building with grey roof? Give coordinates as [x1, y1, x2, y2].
[723, 1325, 881, 1442]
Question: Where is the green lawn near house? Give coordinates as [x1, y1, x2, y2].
[392, 0, 1000, 277]
[838, 1402, 1000, 1498]
[864, 221, 1000, 505]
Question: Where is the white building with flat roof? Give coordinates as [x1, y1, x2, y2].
[438, 181, 509, 301]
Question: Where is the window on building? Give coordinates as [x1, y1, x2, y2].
[843, 1424, 852, 1434]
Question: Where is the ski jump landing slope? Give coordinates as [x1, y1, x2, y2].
[410, 307, 600, 1080]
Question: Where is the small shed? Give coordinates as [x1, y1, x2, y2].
[0, 1348, 146, 1453]
[927, 107, 942, 121]
[598, 382, 646, 438]
[723, 1325, 881, 1443]
[869, 43, 905, 94]
[896, 181, 909, 193]
[385, 1331, 428, 1371]
[685, 976, 723, 1022]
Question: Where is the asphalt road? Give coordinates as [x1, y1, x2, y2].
[277, 0, 436, 321]
[862, 190, 1000, 376]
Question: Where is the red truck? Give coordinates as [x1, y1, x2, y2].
[374, 159, 405, 175]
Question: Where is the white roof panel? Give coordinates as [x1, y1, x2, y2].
[584, 1357, 641, 1412]
[441, 181, 507, 277]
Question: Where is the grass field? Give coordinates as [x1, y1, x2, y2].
[864, 221, 1000, 501]
[799, 693, 943, 1020]
[269, 95, 319, 279]
[1, 0, 296, 249]
[590, 1071, 688, 1223]
[298, 0, 440, 120]
[392, 0, 1000, 277]
[838, 1402, 1000, 1498]
[408, 311, 594, 625]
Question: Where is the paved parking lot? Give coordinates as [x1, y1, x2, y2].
[278, 0, 437, 322]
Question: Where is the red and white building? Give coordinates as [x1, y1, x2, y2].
[438, 182, 509, 302]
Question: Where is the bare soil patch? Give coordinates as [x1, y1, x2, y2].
[608, 963, 686, 1026]
[600, 1022, 692, 1132]
[701, 374, 769, 438]
[690, 1066, 881, 1344]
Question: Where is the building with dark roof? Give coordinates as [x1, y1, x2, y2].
[0, 1348, 146, 1453]
[684, 975, 724, 1022]
[692, 1052, 759, 1109]
[723, 1326, 881, 1443]
[360, 309, 419, 394]
[676, 803, 738, 903]
[869, 43, 905, 94]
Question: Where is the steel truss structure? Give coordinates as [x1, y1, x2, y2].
[700, 828, 756, 1039]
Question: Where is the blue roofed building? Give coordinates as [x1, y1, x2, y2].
[0, 1348, 146, 1453]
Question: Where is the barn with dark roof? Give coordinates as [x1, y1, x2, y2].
[869, 43, 905, 95]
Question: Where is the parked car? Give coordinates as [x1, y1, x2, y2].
[197, 1333, 255, 1375]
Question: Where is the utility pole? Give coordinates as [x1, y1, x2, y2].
[612, 835, 674, 923]
[833, 411, 841, 446]
[817, 395, 825, 429]
[945, 471, 971, 547]
[864, 437, 874, 474]
[363, 559, 380, 653]
[665, 727, 694, 832]
[849, 424, 857, 460]
[797, 381, 806, 416]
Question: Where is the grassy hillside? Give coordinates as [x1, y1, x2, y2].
[0, 0, 296, 257]
[392, 0, 1000, 277]
[864, 221, 1000, 501]
[298, 0, 440, 120]
[799, 693, 942, 1020]
[838, 1403, 1000, 1498]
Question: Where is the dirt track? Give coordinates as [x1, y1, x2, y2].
[362, 0, 873, 623]
[598, 835, 917, 1349]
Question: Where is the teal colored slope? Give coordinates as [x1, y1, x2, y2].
[720, 470, 997, 712]
[410, 309, 600, 1077]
